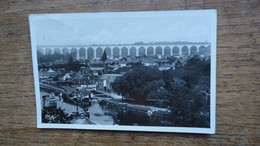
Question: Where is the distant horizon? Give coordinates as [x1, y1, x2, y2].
[36, 40, 211, 47]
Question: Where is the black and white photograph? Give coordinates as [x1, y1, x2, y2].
[29, 10, 216, 134]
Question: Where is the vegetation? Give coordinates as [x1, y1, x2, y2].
[37, 52, 69, 63]
[111, 55, 210, 127]
[38, 55, 87, 72]
[101, 51, 108, 63]
[67, 56, 84, 72]
[42, 107, 72, 123]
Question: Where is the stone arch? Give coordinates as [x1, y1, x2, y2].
[37, 48, 44, 55]
[173, 46, 179, 56]
[70, 48, 77, 59]
[182, 46, 188, 56]
[206, 45, 211, 55]
[87, 47, 94, 60]
[139, 47, 145, 56]
[121, 47, 128, 57]
[45, 48, 52, 55]
[54, 48, 60, 54]
[164, 46, 171, 56]
[113, 47, 120, 58]
[79, 47, 86, 59]
[96, 47, 103, 58]
[62, 48, 69, 55]
[190, 46, 197, 55]
[147, 46, 154, 56]
[105, 47, 111, 57]
[155, 46, 162, 56]
[130, 47, 136, 56]
[199, 46, 208, 55]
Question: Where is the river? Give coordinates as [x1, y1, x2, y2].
[56, 99, 114, 125]
[41, 91, 172, 126]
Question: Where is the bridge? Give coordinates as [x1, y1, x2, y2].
[37, 42, 210, 60]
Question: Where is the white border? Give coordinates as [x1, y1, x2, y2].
[29, 10, 217, 134]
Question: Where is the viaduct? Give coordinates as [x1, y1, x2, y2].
[37, 42, 210, 60]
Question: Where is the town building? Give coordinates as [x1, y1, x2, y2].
[59, 73, 72, 81]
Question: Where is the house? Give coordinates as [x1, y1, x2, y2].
[142, 60, 158, 67]
[86, 84, 96, 91]
[159, 64, 172, 71]
[107, 64, 118, 70]
[76, 84, 97, 91]
[79, 88, 93, 100]
[72, 71, 89, 84]
[120, 63, 127, 68]
[39, 69, 58, 80]
[47, 68, 55, 73]
[89, 68, 103, 78]
[93, 72, 99, 76]
[63, 87, 93, 102]
[63, 87, 77, 98]
[72, 67, 94, 85]
[89, 67, 104, 72]
[59, 73, 71, 81]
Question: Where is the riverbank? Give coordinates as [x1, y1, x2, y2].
[98, 98, 173, 126]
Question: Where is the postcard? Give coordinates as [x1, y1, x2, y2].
[29, 10, 217, 134]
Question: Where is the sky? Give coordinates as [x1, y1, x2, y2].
[33, 10, 215, 46]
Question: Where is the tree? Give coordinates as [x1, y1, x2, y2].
[101, 51, 108, 63]
[65, 55, 85, 72]
[111, 55, 211, 127]
[67, 55, 74, 71]
[68, 55, 74, 64]
[112, 66, 163, 102]
[167, 56, 210, 127]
